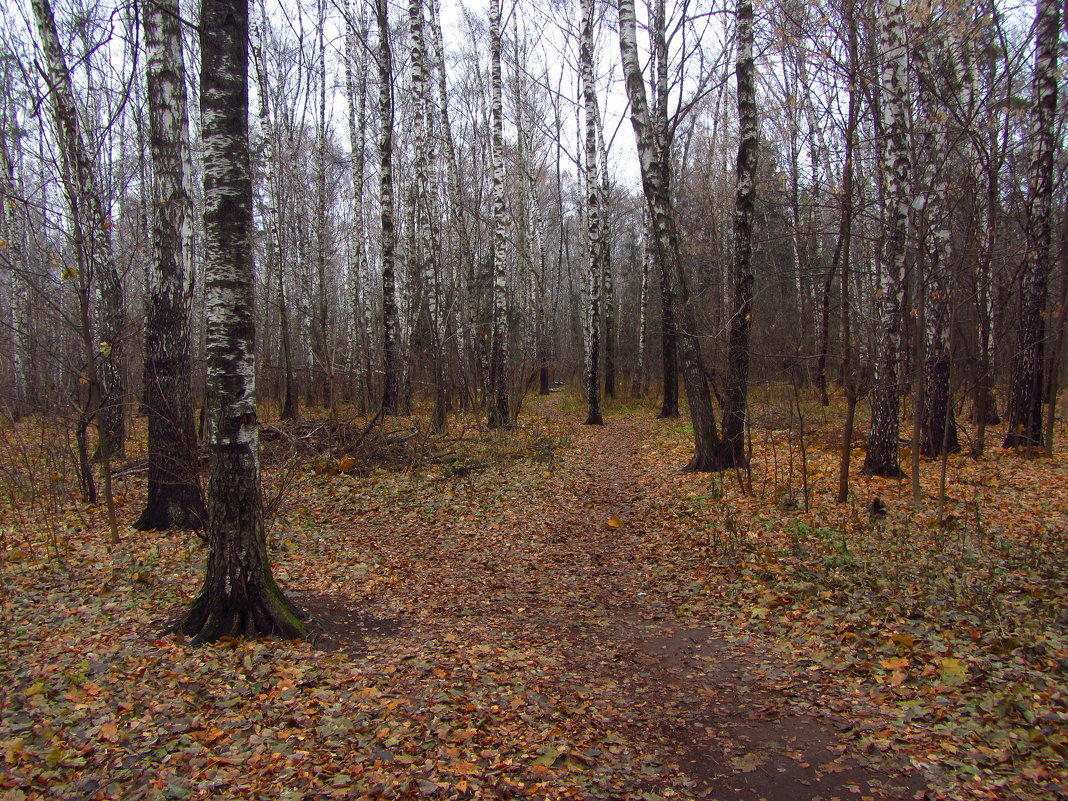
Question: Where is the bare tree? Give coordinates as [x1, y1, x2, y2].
[135, 0, 205, 532]
[1004, 0, 1059, 449]
[487, 0, 510, 428]
[619, 0, 725, 471]
[31, 0, 127, 534]
[581, 0, 603, 425]
[345, 0, 371, 413]
[720, 0, 757, 467]
[862, 0, 910, 478]
[183, 0, 304, 643]
[378, 0, 401, 416]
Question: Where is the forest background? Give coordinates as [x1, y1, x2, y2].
[0, 0, 1066, 797]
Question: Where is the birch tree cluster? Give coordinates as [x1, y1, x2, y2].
[0, 0, 1065, 477]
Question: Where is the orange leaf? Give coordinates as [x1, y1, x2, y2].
[879, 657, 909, 671]
[447, 761, 481, 776]
[98, 722, 119, 743]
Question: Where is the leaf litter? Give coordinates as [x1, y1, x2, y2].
[0, 394, 1065, 800]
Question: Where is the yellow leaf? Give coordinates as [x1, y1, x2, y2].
[3, 738, 24, 764]
[24, 680, 45, 697]
[880, 657, 909, 670]
[939, 657, 968, 686]
[891, 632, 915, 647]
[606, 516, 622, 528]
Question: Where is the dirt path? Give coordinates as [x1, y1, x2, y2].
[301, 400, 927, 799]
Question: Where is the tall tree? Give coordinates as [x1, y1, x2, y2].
[31, 0, 127, 462]
[183, 0, 304, 643]
[135, 0, 206, 532]
[834, 0, 860, 503]
[250, 0, 298, 420]
[409, 0, 447, 432]
[631, 210, 651, 398]
[378, 0, 401, 416]
[487, 0, 510, 429]
[862, 0, 910, 478]
[1004, 0, 1059, 449]
[581, 0, 603, 426]
[914, 5, 959, 458]
[598, 111, 616, 400]
[345, 0, 371, 413]
[312, 0, 335, 411]
[0, 84, 31, 419]
[619, 0, 724, 470]
[720, 0, 757, 466]
[650, 0, 677, 419]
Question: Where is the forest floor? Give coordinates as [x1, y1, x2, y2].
[0, 389, 1066, 801]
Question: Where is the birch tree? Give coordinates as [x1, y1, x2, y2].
[487, 0, 510, 429]
[135, 0, 206, 531]
[720, 0, 757, 466]
[409, 0, 448, 432]
[581, 0, 603, 426]
[312, 0, 335, 410]
[862, 0, 910, 478]
[183, 0, 304, 643]
[378, 0, 401, 416]
[345, 0, 371, 413]
[618, 0, 724, 470]
[31, 0, 127, 463]
[650, 0, 677, 419]
[913, 6, 959, 458]
[1004, 0, 1059, 449]
[251, 0, 298, 420]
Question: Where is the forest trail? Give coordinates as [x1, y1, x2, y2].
[19, 391, 1040, 800]
[296, 396, 928, 800]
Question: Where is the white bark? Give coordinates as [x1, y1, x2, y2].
[862, 0, 911, 477]
[487, 0, 509, 428]
[581, 0, 602, 425]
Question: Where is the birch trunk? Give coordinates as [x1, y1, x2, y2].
[1004, 0, 1059, 449]
[632, 210, 650, 398]
[487, 0, 510, 429]
[650, 0, 677, 419]
[0, 101, 29, 418]
[135, 0, 206, 531]
[721, 0, 757, 467]
[345, 0, 370, 413]
[251, 0, 298, 420]
[619, 0, 723, 470]
[428, 0, 472, 405]
[378, 0, 401, 415]
[915, 19, 959, 458]
[409, 0, 446, 432]
[183, 0, 304, 643]
[862, 0, 910, 478]
[581, 0, 603, 425]
[834, 0, 859, 503]
[599, 119, 615, 400]
[313, 0, 334, 411]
